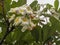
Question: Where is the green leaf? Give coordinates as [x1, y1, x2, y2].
[5, 33, 13, 45]
[46, 4, 53, 9]
[30, 0, 38, 8]
[41, 25, 51, 42]
[31, 26, 40, 42]
[58, 8, 60, 13]
[50, 16, 60, 32]
[4, 0, 11, 13]
[36, 4, 40, 11]
[0, 22, 7, 39]
[30, 0, 39, 11]
[11, 0, 26, 8]
[54, 0, 59, 10]
[12, 26, 23, 41]
[56, 41, 60, 45]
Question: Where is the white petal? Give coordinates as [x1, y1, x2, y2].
[0, 27, 2, 33]
[21, 26, 27, 32]
[9, 14, 15, 22]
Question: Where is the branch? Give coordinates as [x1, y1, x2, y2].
[0, 26, 15, 45]
[1, 0, 6, 20]
[0, 0, 15, 45]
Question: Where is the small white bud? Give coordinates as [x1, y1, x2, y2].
[9, 14, 15, 22]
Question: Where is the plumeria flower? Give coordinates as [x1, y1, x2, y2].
[7, 4, 51, 32]
[19, 4, 33, 15]
[9, 4, 33, 15]
[9, 7, 19, 13]
[21, 21, 36, 32]
[13, 17, 22, 26]
[9, 14, 15, 22]
[21, 17, 29, 26]
[19, 7, 26, 15]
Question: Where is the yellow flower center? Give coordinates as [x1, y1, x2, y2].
[20, 10, 24, 12]
[15, 18, 19, 23]
[27, 7, 31, 11]
[22, 18, 27, 22]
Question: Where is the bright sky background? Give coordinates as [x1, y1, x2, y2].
[27, 0, 54, 5]
[27, 0, 60, 7]
[13, 0, 60, 7]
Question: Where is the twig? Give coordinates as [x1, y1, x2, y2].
[0, 0, 15, 45]
[0, 26, 15, 45]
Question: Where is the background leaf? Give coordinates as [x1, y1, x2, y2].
[11, 0, 26, 8]
[54, 0, 59, 10]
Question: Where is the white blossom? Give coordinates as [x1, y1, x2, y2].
[14, 17, 22, 26]
[21, 18, 29, 26]
[9, 14, 15, 22]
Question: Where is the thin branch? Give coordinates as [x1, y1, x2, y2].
[1, 0, 6, 21]
[0, 26, 15, 45]
[0, 0, 15, 45]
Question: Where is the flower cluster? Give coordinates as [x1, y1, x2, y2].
[7, 4, 50, 32]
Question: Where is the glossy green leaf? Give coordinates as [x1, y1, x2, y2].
[56, 41, 60, 45]
[41, 25, 51, 42]
[58, 8, 60, 13]
[30, 0, 39, 11]
[11, 0, 26, 8]
[0, 22, 7, 40]
[46, 4, 53, 9]
[50, 16, 60, 32]
[4, 0, 11, 13]
[31, 26, 40, 42]
[54, 0, 59, 10]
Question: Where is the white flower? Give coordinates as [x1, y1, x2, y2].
[9, 14, 15, 22]
[14, 17, 22, 26]
[21, 21, 36, 32]
[9, 7, 19, 13]
[21, 18, 29, 26]
[19, 7, 26, 15]
[9, 4, 33, 15]
[9, 8, 15, 13]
